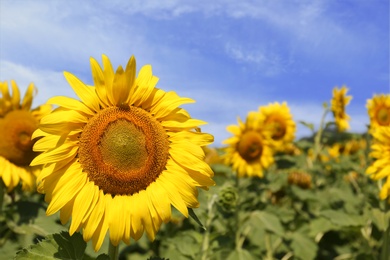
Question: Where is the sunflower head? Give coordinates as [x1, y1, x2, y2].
[31, 55, 215, 251]
[330, 85, 352, 132]
[366, 126, 390, 200]
[287, 170, 312, 189]
[367, 94, 390, 130]
[258, 102, 296, 151]
[222, 111, 274, 178]
[0, 80, 51, 192]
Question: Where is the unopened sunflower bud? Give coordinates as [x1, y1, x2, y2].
[217, 186, 238, 215]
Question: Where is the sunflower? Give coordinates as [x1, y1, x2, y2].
[366, 94, 390, 129]
[366, 126, 390, 200]
[30, 55, 215, 251]
[0, 80, 51, 192]
[330, 85, 352, 132]
[258, 102, 296, 151]
[222, 111, 274, 178]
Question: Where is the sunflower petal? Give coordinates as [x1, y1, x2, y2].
[63, 72, 100, 112]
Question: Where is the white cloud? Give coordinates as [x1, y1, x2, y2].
[225, 43, 285, 76]
[0, 60, 74, 107]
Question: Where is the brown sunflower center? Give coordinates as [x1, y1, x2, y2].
[267, 118, 286, 140]
[78, 106, 169, 196]
[0, 110, 39, 166]
[376, 107, 390, 126]
[237, 130, 263, 162]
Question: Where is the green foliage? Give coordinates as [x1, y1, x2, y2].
[1, 129, 388, 260]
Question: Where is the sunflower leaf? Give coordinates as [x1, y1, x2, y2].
[15, 231, 87, 259]
[188, 208, 206, 230]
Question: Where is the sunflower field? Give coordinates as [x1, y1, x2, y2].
[0, 57, 389, 260]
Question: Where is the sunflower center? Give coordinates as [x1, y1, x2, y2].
[237, 131, 263, 162]
[78, 106, 169, 196]
[0, 110, 39, 166]
[376, 107, 390, 125]
[269, 120, 286, 140]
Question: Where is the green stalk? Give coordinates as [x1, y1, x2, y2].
[234, 174, 241, 250]
[108, 240, 119, 260]
[381, 202, 390, 260]
[200, 194, 217, 260]
[0, 181, 4, 214]
[312, 107, 330, 163]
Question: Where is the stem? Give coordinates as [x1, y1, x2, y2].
[0, 181, 4, 215]
[234, 174, 241, 249]
[200, 194, 217, 260]
[381, 202, 390, 260]
[265, 233, 273, 260]
[108, 241, 119, 260]
[312, 108, 330, 163]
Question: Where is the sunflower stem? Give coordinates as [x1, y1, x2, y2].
[381, 202, 390, 260]
[0, 181, 4, 214]
[108, 241, 119, 260]
[312, 107, 330, 163]
[200, 194, 217, 260]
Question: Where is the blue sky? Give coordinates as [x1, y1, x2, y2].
[0, 0, 389, 146]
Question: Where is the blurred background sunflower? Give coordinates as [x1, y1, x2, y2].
[366, 94, 390, 130]
[222, 111, 274, 178]
[0, 80, 51, 192]
[258, 102, 296, 152]
[330, 85, 352, 132]
[366, 126, 390, 200]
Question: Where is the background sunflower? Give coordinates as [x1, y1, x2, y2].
[0, 80, 51, 192]
[330, 85, 352, 132]
[367, 94, 390, 130]
[223, 111, 274, 178]
[258, 102, 296, 152]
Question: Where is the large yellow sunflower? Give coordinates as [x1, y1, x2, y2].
[30, 55, 215, 251]
[366, 94, 390, 129]
[223, 111, 274, 178]
[330, 85, 352, 132]
[0, 80, 51, 192]
[258, 102, 296, 151]
[366, 126, 390, 200]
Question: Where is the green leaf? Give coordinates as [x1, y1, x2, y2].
[227, 249, 255, 260]
[371, 208, 389, 231]
[15, 231, 87, 260]
[308, 217, 338, 238]
[252, 211, 284, 236]
[188, 208, 206, 230]
[96, 254, 110, 260]
[320, 210, 364, 227]
[290, 232, 318, 260]
[298, 121, 314, 132]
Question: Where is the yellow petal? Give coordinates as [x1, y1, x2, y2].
[10, 80, 20, 110]
[40, 109, 88, 126]
[21, 83, 36, 110]
[102, 54, 115, 105]
[47, 96, 94, 115]
[83, 190, 105, 241]
[90, 57, 109, 107]
[107, 195, 125, 246]
[63, 71, 100, 112]
[69, 182, 99, 235]
[161, 118, 207, 129]
[31, 141, 78, 166]
[46, 163, 87, 215]
[169, 131, 214, 146]
[112, 65, 131, 105]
